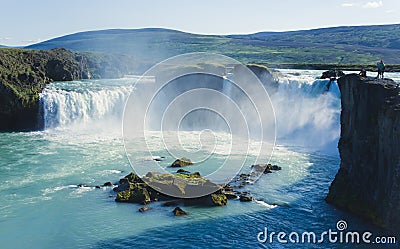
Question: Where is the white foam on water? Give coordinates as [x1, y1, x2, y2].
[101, 169, 122, 174]
[254, 200, 278, 209]
[69, 186, 96, 198]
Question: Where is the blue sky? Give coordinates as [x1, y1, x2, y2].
[1, 0, 399, 46]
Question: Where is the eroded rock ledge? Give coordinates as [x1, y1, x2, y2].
[326, 74, 400, 233]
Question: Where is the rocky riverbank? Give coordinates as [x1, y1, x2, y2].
[326, 74, 400, 234]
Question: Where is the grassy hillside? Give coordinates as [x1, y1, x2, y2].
[248, 25, 400, 49]
[26, 25, 400, 65]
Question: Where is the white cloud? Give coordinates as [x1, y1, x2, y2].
[341, 3, 357, 7]
[363, 1, 383, 8]
[0, 37, 11, 40]
[341, 1, 384, 8]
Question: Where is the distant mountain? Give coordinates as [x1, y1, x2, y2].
[26, 24, 400, 64]
[234, 24, 400, 49]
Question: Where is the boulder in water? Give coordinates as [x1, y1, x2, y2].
[176, 169, 190, 174]
[211, 193, 228, 206]
[124, 172, 144, 183]
[170, 157, 193, 167]
[113, 171, 224, 205]
[239, 195, 253, 202]
[270, 165, 282, 171]
[172, 207, 189, 216]
[139, 206, 151, 212]
[115, 183, 151, 204]
[103, 181, 113, 187]
[251, 164, 281, 173]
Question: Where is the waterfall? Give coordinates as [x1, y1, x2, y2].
[39, 80, 133, 131]
[37, 72, 341, 153]
[271, 74, 341, 153]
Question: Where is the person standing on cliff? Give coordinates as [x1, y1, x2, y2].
[376, 60, 385, 79]
[359, 68, 367, 77]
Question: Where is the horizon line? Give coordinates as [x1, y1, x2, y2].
[2, 22, 400, 47]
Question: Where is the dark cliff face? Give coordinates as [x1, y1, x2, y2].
[326, 74, 400, 233]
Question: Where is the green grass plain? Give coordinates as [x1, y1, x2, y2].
[25, 24, 400, 67]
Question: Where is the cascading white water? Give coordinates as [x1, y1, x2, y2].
[220, 69, 341, 153]
[271, 71, 341, 153]
[38, 71, 341, 153]
[39, 80, 134, 131]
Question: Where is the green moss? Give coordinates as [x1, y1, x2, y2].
[211, 194, 228, 206]
[115, 185, 151, 204]
[116, 190, 131, 202]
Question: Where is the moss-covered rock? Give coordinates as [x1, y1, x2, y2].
[115, 183, 151, 204]
[113, 171, 228, 206]
[211, 193, 228, 206]
[124, 172, 144, 184]
[172, 207, 189, 216]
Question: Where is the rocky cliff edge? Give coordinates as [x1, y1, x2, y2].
[326, 74, 400, 233]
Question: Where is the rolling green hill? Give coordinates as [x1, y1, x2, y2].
[26, 24, 400, 65]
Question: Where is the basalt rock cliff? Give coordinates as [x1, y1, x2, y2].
[326, 74, 400, 234]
